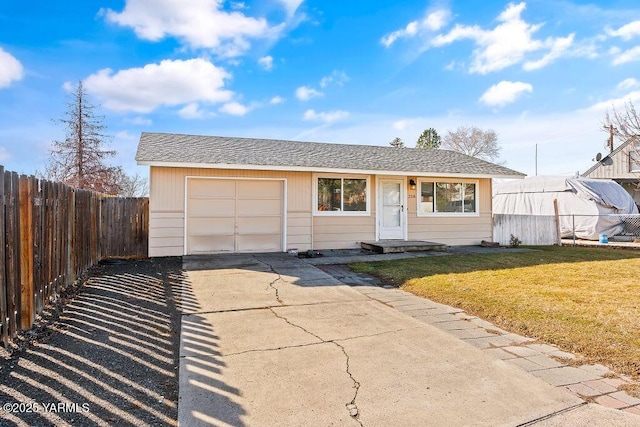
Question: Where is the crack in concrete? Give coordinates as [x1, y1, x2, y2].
[253, 255, 284, 305]
[222, 328, 409, 358]
[267, 307, 363, 425]
[224, 341, 326, 357]
[336, 328, 406, 343]
[333, 340, 363, 425]
[516, 402, 587, 426]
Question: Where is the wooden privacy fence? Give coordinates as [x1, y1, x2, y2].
[0, 165, 149, 346]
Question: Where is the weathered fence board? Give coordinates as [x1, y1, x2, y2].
[0, 166, 149, 346]
[0, 166, 7, 346]
[6, 172, 20, 339]
[19, 176, 34, 330]
[493, 214, 558, 246]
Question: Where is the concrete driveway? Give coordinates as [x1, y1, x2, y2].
[178, 253, 637, 426]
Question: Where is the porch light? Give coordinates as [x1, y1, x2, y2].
[409, 179, 416, 190]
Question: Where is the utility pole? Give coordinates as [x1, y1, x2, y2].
[607, 124, 615, 153]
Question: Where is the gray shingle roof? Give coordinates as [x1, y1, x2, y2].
[136, 132, 525, 178]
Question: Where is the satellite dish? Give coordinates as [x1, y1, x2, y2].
[595, 152, 602, 162]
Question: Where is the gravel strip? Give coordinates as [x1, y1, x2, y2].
[0, 257, 183, 427]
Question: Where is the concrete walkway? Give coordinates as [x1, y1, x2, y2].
[178, 253, 640, 426]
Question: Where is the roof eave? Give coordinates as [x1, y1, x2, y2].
[136, 160, 526, 180]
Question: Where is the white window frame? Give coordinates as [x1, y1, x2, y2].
[630, 149, 640, 172]
[416, 178, 480, 217]
[313, 173, 371, 216]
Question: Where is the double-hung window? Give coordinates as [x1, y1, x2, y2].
[418, 180, 478, 215]
[315, 176, 369, 215]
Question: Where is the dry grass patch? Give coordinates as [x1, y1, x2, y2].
[350, 246, 640, 379]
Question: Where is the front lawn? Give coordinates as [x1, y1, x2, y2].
[349, 246, 640, 379]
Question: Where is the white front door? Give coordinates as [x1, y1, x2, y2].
[378, 178, 406, 240]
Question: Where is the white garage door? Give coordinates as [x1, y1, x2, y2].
[186, 178, 284, 254]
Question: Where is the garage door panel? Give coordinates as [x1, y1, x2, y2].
[189, 198, 236, 216]
[237, 234, 282, 252]
[189, 235, 235, 253]
[237, 180, 282, 198]
[189, 217, 235, 234]
[187, 178, 284, 254]
[189, 179, 236, 197]
[237, 216, 282, 234]
[237, 199, 281, 216]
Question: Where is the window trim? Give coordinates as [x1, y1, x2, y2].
[416, 178, 480, 217]
[630, 150, 640, 173]
[313, 173, 371, 216]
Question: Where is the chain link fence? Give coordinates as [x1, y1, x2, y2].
[560, 213, 640, 243]
[493, 213, 640, 246]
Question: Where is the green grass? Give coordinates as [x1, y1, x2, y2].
[349, 246, 640, 379]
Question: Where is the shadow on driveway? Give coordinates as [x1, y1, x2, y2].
[0, 257, 185, 426]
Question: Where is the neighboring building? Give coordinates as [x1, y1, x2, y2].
[582, 138, 640, 206]
[135, 132, 524, 256]
[494, 176, 638, 241]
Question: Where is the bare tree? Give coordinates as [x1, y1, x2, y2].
[46, 81, 122, 194]
[416, 128, 441, 149]
[603, 101, 640, 198]
[389, 137, 405, 148]
[442, 125, 501, 162]
[116, 171, 149, 197]
[604, 101, 640, 143]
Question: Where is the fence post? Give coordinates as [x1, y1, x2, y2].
[19, 175, 34, 331]
[5, 172, 20, 338]
[0, 166, 7, 347]
[553, 199, 561, 246]
[573, 215, 576, 246]
[67, 189, 75, 287]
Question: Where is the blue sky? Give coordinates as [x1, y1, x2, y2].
[1, 0, 640, 178]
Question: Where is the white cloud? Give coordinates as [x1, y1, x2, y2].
[178, 103, 210, 119]
[382, 21, 419, 47]
[303, 109, 349, 123]
[479, 81, 533, 107]
[219, 101, 250, 116]
[432, 2, 574, 74]
[230, 2, 246, 10]
[103, 0, 282, 57]
[270, 96, 284, 104]
[125, 116, 153, 125]
[381, 8, 451, 47]
[278, 0, 304, 17]
[523, 34, 574, 70]
[588, 90, 640, 112]
[393, 120, 409, 130]
[607, 20, 640, 41]
[617, 78, 640, 90]
[84, 58, 233, 113]
[612, 46, 640, 65]
[295, 86, 323, 101]
[319, 70, 349, 88]
[0, 48, 24, 88]
[258, 55, 274, 70]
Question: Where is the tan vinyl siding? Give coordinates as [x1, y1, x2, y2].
[287, 212, 312, 249]
[148, 211, 184, 257]
[311, 173, 376, 249]
[407, 178, 493, 245]
[586, 147, 639, 179]
[313, 216, 376, 249]
[148, 167, 497, 254]
[148, 166, 313, 255]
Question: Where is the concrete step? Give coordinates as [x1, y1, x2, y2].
[361, 240, 448, 254]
